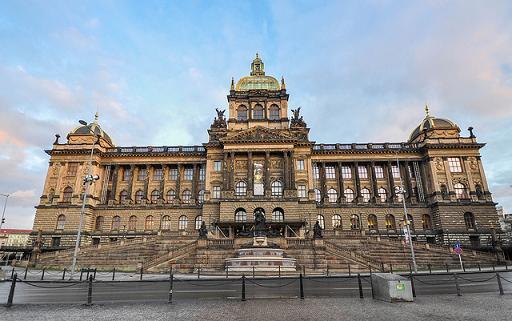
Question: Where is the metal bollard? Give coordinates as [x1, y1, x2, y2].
[348, 263, 351, 276]
[303, 265, 306, 276]
[299, 273, 304, 299]
[24, 266, 28, 280]
[327, 265, 329, 276]
[445, 264, 449, 273]
[197, 267, 200, 279]
[428, 264, 432, 275]
[11, 267, 15, 279]
[390, 264, 393, 274]
[505, 261, 508, 271]
[252, 266, 255, 279]
[6, 273, 17, 307]
[168, 273, 174, 303]
[86, 275, 93, 306]
[369, 265, 373, 275]
[454, 273, 461, 296]
[112, 267, 116, 281]
[140, 265, 144, 281]
[409, 270, 416, 298]
[463, 263, 466, 272]
[496, 272, 504, 295]
[278, 265, 281, 278]
[93, 268, 97, 280]
[370, 273, 374, 299]
[492, 264, 496, 272]
[41, 268, 45, 280]
[357, 273, 364, 299]
[381, 262, 384, 272]
[80, 269, 84, 281]
[241, 275, 246, 301]
[62, 268, 67, 280]
[226, 267, 229, 279]
[478, 263, 481, 272]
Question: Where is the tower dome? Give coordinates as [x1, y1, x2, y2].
[67, 113, 114, 146]
[409, 106, 460, 143]
[235, 53, 281, 91]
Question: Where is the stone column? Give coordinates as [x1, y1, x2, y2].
[110, 165, 119, 201]
[229, 152, 235, 190]
[386, 161, 395, 203]
[247, 152, 253, 193]
[264, 151, 270, 193]
[403, 161, 413, 200]
[160, 165, 166, 200]
[289, 151, 295, 190]
[192, 163, 199, 201]
[127, 165, 135, 200]
[143, 165, 149, 200]
[176, 164, 181, 200]
[370, 162, 378, 203]
[223, 153, 229, 190]
[337, 161, 344, 202]
[462, 157, 475, 195]
[283, 151, 289, 190]
[320, 162, 327, 201]
[354, 162, 361, 203]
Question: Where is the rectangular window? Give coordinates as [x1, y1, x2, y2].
[448, 157, 462, 173]
[123, 168, 132, 181]
[298, 185, 307, 198]
[374, 165, 384, 179]
[297, 160, 305, 171]
[341, 166, 352, 179]
[199, 166, 206, 181]
[212, 186, 221, 199]
[184, 168, 194, 180]
[137, 168, 147, 181]
[153, 168, 163, 181]
[313, 165, 320, 179]
[169, 168, 178, 180]
[392, 165, 401, 178]
[325, 166, 336, 179]
[67, 163, 78, 176]
[213, 160, 222, 172]
[358, 166, 368, 179]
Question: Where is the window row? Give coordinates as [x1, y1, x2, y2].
[316, 214, 432, 231]
[234, 208, 284, 222]
[237, 104, 281, 121]
[93, 215, 203, 231]
[313, 165, 402, 180]
[119, 166, 205, 182]
[313, 187, 403, 203]
[119, 189, 205, 203]
[234, 181, 283, 197]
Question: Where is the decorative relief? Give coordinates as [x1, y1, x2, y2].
[468, 157, 478, 171]
[270, 159, 283, 169]
[434, 157, 444, 171]
[52, 164, 61, 177]
[452, 177, 468, 185]
[236, 160, 248, 171]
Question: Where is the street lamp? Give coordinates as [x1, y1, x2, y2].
[395, 156, 418, 273]
[0, 193, 9, 230]
[70, 120, 100, 279]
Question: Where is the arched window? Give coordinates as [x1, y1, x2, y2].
[182, 190, 192, 203]
[332, 214, 342, 229]
[56, 214, 66, 230]
[111, 216, 121, 231]
[198, 190, 205, 203]
[120, 190, 129, 201]
[235, 181, 247, 196]
[235, 208, 247, 222]
[272, 208, 284, 222]
[317, 214, 325, 229]
[407, 214, 415, 230]
[95, 216, 104, 231]
[361, 188, 371, 203]
[237, 105, 248, 121]
[350, 214, 360, 230]
[195, 215, 203, 230]
[135, 190, 144, 203]
[314, 189, 322, 203]
[253, 104, 264, 120]
[151, 190, 160, 202]
[344, 188, 354, 203]
[161, 215, 171, 230]
[63, 187, 73, 203]
[269, 104, 280, 120]
[422, 214, 432, 230]
[327, 188, 338, 203]
[271, 181, 283, 197]
[378, 187, 387, 202]
[128, 215, 137, 231]
[145, 215, 154, 230]
[167, 189, 176, 202]
[367, 214, 378, 230]
[454, 183, 468, 199]
[178, 215, 188, 230]
[385, 214, 396, 230]
[464, 212, 476, 230]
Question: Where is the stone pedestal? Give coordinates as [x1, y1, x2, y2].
[253, 236, 268, 247]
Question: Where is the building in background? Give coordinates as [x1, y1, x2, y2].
[0, 229, 32, 247]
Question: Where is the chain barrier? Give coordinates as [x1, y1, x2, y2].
[17, 279, 84, 289]
[412, 276, 454, 286]
[306, 277, 354, 284]
[457, 275, 497, 283]
[499, 275, 512, 284]
[173, 277, 236, 287]
[246, 278, 297, 288]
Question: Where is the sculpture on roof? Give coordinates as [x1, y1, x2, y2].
[290, 106, 307, 128]
[211, 108, 227, 129]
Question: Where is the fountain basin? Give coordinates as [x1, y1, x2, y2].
[225, 247, 297, 272]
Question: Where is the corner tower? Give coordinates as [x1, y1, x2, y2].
[227, 54, 290, 131]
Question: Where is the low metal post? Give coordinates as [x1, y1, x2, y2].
[462, 263, 466, 272]
[197, 266, 200, 279]
[10, 267, 14, 279]
[428, 264, 431, 275]
[168, 273, 174, 303]
[93, 268, 97, 280]
[348, 263, 351, 276]
[299, 273, 304, 299]
[370, 273, 374, 299]
[86, 269, 90, 280]
[112, 267, 116, 281]
[454, 273, 461, 296]
[303, 265, 306, 276]
[226, 267, 229, 279]
[478, 263, 481, 272]
[252, 266, 255, 278]
[408, 263, 412, 275]
[505, 261, 508, 271]
[62, 268, 66, 280]
[409, 270, 416, 298]
[41, 268, 45, 280]
[6, 273, 17, 307]
[492, 264, 496, 272]
[445, 264, 449, 273]
[278, 265, 281, 278]
[390, 264, 393, 274]
[381, 262, 384, 272]
[24, 266, 28, 280]
[80, 269, 84, 281]
[357, 273, 363, 299]
[86, 275, 93, 306]
[241, 275, 246, 301]
[369, 265, 372, 276]
[140, 264, 143, 281]
[496, 272, 504, 295]
[326, 265, 329, 276]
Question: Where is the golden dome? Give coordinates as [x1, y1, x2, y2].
[235, 53, 281, 91]
[409, 106, 460, 142]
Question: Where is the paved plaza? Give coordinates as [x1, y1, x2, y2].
[1, 294, 511, 321]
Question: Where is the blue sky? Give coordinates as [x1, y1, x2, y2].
[0, 0, 511, 228]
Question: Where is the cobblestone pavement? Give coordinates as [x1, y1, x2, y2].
[1, 294, 511, 321]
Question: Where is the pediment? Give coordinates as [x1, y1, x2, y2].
[220, 126, 299, 143]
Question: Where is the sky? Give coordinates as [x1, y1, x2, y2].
[0, 0, 511, 229]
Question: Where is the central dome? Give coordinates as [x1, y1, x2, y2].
[235, 53, 281, 91]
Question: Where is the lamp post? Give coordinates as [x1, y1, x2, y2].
[70, 120, 100, 279]
[0, 193, 9, 230]
[395, 156, 418, 273]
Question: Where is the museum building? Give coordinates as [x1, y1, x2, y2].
[32, 54, 500, 257]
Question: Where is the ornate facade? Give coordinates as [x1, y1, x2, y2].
[33, 54, 500, 252]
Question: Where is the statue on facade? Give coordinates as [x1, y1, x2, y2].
[198, 221, 208, 239]
[254, 209, 266, 236]
[313, 220, 323, 239]
[290, 106, 307, 128]
[211, 108, 227, 129]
